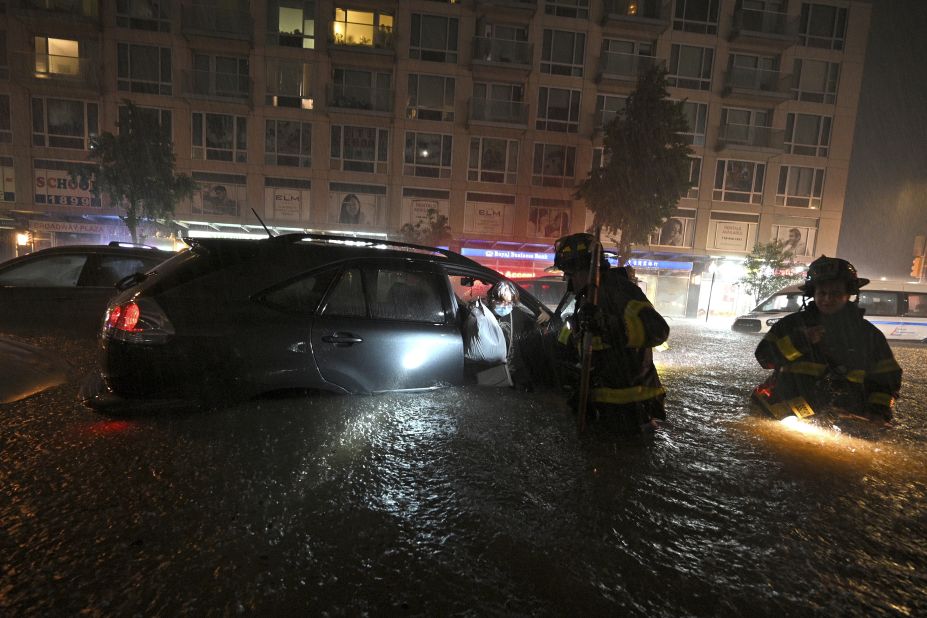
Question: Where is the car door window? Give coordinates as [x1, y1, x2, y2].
[0, 254, 87, 287]
[447, 274, 493, 305]
[858, 291, 899, 316]
[905, 292, 927, 317]
[371, 269, 446, 323]
[84, 256, 156, 287]
[259, 269, 339, 314]
[322, 267, 367, 317]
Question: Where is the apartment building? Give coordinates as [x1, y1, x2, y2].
[0, 0, 871, 317]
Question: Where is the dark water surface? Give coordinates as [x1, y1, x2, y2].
[2, 322, 925, 616]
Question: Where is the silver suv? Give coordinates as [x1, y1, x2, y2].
[83, 234, 559, 412]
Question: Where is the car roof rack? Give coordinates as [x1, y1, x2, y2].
[272, 232, 481, 264]
[107, 241, 159, 250]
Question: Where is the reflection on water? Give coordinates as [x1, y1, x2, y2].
[2, 323, 926, 615]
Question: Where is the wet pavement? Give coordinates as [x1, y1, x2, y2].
[1, 321, 926, 616]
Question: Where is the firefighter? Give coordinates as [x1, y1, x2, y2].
[753, 256, 901, 424]
[553, 233, 670, 433]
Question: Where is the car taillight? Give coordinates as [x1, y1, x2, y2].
[103, 297, 174, 344]
[106, 302, 141, 331]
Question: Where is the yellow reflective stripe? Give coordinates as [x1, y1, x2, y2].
[783, 396, 815, 419]
[871, 358, 902, 374]
[775, 335, 802, 361]
[624, 300, 650, 347]
[557, 324, 571, 346]
[591, 336, 610, 351]
[867, 392, 894, 407]
[592, 385, 665, 404]
[846, 369, 865, 384]
[781, 362, 827, 377]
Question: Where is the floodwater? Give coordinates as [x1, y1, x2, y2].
[1, 321, 925, 616]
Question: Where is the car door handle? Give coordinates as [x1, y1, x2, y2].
[322, 333, 363, 345]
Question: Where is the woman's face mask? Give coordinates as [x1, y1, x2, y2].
[493, 304, 513, 317]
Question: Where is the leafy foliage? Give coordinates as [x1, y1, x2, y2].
[739, 240, 804, 302]
[71, 102, 195, 243]
[576, 66, 693, 263]
[399, 209, 454, 247]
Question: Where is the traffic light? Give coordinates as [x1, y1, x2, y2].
[912, 256, 923, 279]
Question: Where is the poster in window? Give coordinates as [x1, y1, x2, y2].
[1, 164, 14, 202]
[264, 187, 305, 221]
[710, 220, 752, 251]
[404, 197, 449, 227]
[463, 201, 514, 236]
[650, 217, 695, 247]
[329, 191, 386, 226]
[659, 218, 685, 246]
[774, 225, 814, 256]
[193, 183, 244, 216]
[34, 163, 101, 208]
[528, 207, 571, 239]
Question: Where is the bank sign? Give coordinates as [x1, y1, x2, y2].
[34, 160, 101, 208]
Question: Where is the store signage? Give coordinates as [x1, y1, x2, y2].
[29, 220, 107, 234]
[627, 259, 693, 271]
[34, 163, 101, 208]
[461, 248, 554, 261]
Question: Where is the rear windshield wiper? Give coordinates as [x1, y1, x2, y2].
[115, 272, 148, 291]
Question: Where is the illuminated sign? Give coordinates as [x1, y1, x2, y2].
[461, 247, 693, 272]
[626, 259, 693, 272]
[461, 248, 553, 261]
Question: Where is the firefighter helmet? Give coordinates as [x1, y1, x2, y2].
[554, 233, 600, 274]
[800, 255, 869, 295]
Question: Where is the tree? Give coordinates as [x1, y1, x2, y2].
[739, 240, 804, 303]
[399, 209, 454, 247]
[72, 102, 195, 243]
[576, 66, 693, 263]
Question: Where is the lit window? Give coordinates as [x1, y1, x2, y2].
[34, 36, 79, 76]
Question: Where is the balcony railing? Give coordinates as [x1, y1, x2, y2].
[598, 52, 659, 80]
[406, 103, 454, 122]
[22, 53, 99, 88]
[182, 69, 251, 101]
[17, 0, 98, 19]
[266, 30, 315, 49]
[469, 98, 528, 125]
[475, 0, 536, 10]
[330, 26, 395, 51]
[266, 78, 313, 109]
[731, 8, 797, 39]
[116, 0, 170, 32]
[472, 37, 533, 67]
[182, 5, 252, 40]
[602, 0, 669, 25]
[717, 123, 784, 150]
[328, 83, 393, 113]
[724, 67, 791, 97]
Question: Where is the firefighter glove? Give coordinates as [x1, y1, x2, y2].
[576, 303, 606, 334]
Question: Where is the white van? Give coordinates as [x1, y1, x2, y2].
[731, 280, 927, 341]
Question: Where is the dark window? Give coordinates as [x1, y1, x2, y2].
[260, 269, 338, 315]
[323, 267, 367, 317]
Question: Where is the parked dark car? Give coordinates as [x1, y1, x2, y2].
[0, 242, 174, 337]
[83, 234, 560, 412]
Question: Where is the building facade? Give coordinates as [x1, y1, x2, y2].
[0, 0, 871, 318]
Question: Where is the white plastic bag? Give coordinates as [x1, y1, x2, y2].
[463, 299, 507, 364]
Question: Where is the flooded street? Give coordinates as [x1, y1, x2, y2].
[2, 321, 926, 616]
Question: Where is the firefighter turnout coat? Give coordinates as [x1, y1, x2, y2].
[559, 268, 670, 422]
[754, 301, 901, 420]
